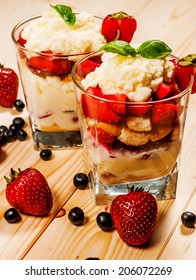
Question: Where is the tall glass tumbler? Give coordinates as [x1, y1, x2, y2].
[11, 14, 104, 150]
[72, 51, 193, 205]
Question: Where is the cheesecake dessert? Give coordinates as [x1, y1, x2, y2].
[12, 4, 106, 149]
[73, 40, 191, 198]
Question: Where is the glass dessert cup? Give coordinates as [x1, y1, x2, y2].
[72, 51, 192, 205]
[11, 15, 103, 150]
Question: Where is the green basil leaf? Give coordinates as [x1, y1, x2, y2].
[100, 40, 137, 57]
[50, 4, 76, 26]
[137, 40, 172, 58]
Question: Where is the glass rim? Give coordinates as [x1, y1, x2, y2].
[11, 14, 104, 59]
[72, 52, 193, 105]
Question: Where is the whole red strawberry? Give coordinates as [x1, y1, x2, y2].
[5, 167, 53, 216]
[101, 11, 137, 43]
[110, 187, 157, 246]
[174, 54, 196, 94]
[0, 64, 19, 107]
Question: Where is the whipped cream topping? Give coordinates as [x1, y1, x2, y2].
[22, 10, 106, 54]
[82, 52, 174, 102]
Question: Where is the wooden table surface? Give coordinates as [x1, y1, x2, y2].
[0, 0, 196, 260]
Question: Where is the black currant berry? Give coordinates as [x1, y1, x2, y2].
[12, 117, 25, 129]
[4, 208, 21, 223]
[96, 212, 113, 231]
[16, 129, 27, 141]
[73, 173, 89, 189]
[9, 124, 19, 136]
[3, 129, 14, 142]
[181, 211, 196, 228]
[13, 99, 25, 111]
[40, 149, 52, 161]
[68, 207, 84, 225]
[0, 125, 8, 136]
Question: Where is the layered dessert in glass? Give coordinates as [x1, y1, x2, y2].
[12, 4, 106, 149]
[72, 40, 192, 204]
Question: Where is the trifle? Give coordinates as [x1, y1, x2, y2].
[72, 40, 192, 205]
[11, 4, 106, 149]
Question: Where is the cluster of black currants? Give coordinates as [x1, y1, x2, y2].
[0, 116, 27, 146]
[0, 99, 27, 147]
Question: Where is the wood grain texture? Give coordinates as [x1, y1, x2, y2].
[0, 0, 196, 260]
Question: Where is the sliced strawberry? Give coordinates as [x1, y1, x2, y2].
[151, 103, 177, 125]
[27, 55, 72, 78]
[169, 58, 177, 83]
[168, 83, 180, 97]
[76, 59, 101, 78]
[174, 54, 196, 94]
[84, 86, 103, 98]
[38, 111, 53, 119]
[126, 104, 151, 117]
[81, 87, 123, 123]
[104, 93, 127, 114]
[17, 29, 27, 47]
[89, 126, 116, 144]
[101, 11, 137, 43]
[119, 16, 137, 42]
[155, 82, 172, 100]
[101, 16, 119, 42]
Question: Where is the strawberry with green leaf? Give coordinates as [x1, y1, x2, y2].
[174, 54, 196, 94]
[5, 167, 53, 216]
[101, 11, 137, 43]
[110, 187, 157, 246]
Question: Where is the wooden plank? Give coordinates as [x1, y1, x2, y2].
[159, 188, 196, 260]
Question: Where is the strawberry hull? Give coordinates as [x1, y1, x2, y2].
[72, 51, 192, 205]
